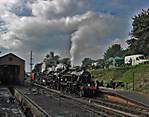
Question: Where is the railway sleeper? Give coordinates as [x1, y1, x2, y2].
[81, 105, 110, 117]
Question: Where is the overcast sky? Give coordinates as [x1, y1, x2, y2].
[0, 0, 149, 71]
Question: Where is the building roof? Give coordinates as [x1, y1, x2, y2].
[0, 53, 25, 62]
[107, 57, 123, 62]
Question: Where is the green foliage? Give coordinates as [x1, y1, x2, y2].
[90, 65, 149, 95]
[122, 65, 149, 81]
[127, 9, 149, 56]
[90, 67, 128, 81]
[104, 44, 123, 60]
[82, 58, 94, 67]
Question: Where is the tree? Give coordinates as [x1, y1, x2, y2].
[82, 58, 94, 67]
[104, 44, 123, 60]
[127, 9, 149, 56]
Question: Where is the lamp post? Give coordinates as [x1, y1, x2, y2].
[132, 68, 135, 91]
[132, 65, 137, 91]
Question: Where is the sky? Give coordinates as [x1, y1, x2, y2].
[0, 0, 149, 71]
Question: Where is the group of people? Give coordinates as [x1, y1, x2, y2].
[95, 80, 104, 88]
[95, 79, 128, 89]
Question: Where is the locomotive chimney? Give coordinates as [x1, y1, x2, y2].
[50, 51, 54, 58]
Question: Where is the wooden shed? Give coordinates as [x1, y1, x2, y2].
[0, 53, 25, 85]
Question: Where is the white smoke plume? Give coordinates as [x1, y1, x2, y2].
[70, 12, 116, 65]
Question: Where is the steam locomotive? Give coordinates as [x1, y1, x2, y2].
[31, 67, 97, 97]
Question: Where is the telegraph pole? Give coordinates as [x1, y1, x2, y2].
[30, 50, 33, 80]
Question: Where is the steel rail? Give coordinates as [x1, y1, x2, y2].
[14, 88, 52, 117]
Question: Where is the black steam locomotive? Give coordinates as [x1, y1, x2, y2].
[31, 67, 97, 97]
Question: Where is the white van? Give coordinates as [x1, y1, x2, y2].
[124, 54, 149, 65]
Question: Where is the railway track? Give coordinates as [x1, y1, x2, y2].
[87, 98, 149, 117]
[13, 87, 52, 117]
[34, 83, 149, 117]
[15, 86, 100, 117]
[32, 85, 123, 116]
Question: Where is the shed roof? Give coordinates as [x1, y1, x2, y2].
[107, 56, 123, 62]
[0, 53, 25, 62]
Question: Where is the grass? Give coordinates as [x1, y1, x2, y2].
[90, 64, 149, 95]
[90, 67, 130, 81]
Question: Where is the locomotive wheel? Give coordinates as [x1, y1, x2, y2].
[79, 90, 84, 97]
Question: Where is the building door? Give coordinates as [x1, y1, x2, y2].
[0, 65, 20, 85]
